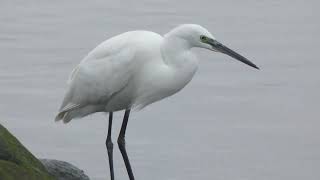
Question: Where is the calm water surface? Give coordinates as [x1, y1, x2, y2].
[0, 0, 319, 179]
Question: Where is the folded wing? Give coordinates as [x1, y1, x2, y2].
[55, 34, 137, 123]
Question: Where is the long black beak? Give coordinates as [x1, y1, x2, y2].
[208, 39, 259, 69]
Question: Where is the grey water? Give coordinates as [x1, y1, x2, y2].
[1, 0, 319, 179]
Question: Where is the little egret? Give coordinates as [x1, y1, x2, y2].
[55, 24, 259, 180]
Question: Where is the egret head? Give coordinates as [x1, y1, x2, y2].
[168, 24, 259, 69]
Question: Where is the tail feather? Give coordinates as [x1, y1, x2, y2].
[55, 111, 73, 123]
[55, 104, 103, 123]
[55, 103, 82, 123]
[55, 111, 66, 122]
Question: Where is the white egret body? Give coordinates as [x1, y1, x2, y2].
[55, 24, 259, 180]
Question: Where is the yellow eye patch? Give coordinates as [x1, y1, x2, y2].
[200, 35, 208, 42]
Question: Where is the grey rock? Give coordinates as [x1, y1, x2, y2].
[40, 159, 90, 180]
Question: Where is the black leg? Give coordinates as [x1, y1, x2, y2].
[106, 112, 114, 180]
[118, 109, 135, 180]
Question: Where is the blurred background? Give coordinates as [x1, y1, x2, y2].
[0, 0, 319, 179]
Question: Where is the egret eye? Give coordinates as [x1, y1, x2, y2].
[200, 35, 207, 42]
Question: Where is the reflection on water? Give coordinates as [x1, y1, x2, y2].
[0, 0, 319, 180]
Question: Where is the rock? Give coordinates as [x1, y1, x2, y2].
[0, 123, 91, 180]
[0, 124, 55, 180]
[40, 159, 90, 180]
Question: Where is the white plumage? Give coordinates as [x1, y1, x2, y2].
[55, 24, 258, 123]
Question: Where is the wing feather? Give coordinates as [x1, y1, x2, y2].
[56, 33, 136, 121]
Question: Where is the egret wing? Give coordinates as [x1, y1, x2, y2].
[56, 35, 137, 121]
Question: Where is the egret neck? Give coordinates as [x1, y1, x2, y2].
[161, 33, 199, 70]
[154, 32, 199, 104]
